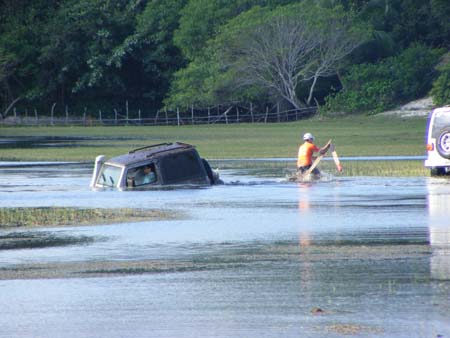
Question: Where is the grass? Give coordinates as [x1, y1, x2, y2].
[0, 115, 428, 161]
[0, 207, 180, 228]
[319, 160, 428, 177]
[213, 158, 428, 176]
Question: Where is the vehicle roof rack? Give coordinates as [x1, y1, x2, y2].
[128, 143, 171, 154]
[128, 142, 194, 154]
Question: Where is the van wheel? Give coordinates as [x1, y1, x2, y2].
[437, 128, 450, 159]
[431, 167, 446, 176]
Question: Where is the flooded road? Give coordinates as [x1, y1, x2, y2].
[0, 161, 449, 337]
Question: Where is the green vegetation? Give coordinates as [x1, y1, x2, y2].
[323, 45, 445, 114]
[167, 1, 371, 110]
[319, 160, 428, 177]
[0, 115, 427, 161]
[1, 1, 449, 118]
[430, 59, 450, 106]
[220, 159, 428, 177]
[0, 207, 179, 228]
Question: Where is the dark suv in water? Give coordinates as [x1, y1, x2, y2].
[90, 142, 221, 189]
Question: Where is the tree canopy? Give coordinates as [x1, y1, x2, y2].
[0, 0, 449, 117]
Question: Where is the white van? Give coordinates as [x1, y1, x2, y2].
[425, 106, 450, 175]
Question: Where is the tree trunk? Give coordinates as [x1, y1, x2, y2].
[306, 74, 319, 106]
[1, 97, 21, 119]
[283, 89, 302, 111]
[336, 69, 344, 91]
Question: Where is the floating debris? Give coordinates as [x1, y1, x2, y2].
[311, 307, 325, 314]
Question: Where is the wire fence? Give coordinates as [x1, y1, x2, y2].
[1, 102, 317, 126]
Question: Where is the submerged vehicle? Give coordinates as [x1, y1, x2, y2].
[425, 106, 450, 176]
[90, 142, 221, 189]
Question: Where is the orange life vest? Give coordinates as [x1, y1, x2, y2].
[297, 142, 319, 167]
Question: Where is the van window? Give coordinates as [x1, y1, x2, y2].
[160, 151, 204, 183]
[431, 111, 450, 139]
[97, 165, 122, 187]
[127, 163, 157, 187]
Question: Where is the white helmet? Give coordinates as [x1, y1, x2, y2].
[303, 133, 314, 141]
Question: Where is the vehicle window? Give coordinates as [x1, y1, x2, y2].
[127, 163, 157, 187]
[160, 151, 203, 183]
[432, 111, 450, 139]
[97, 165, 122, 187]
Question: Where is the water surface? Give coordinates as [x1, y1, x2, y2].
[0, 161, 449, 337]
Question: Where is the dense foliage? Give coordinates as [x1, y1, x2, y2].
[166, 2, 371, 110]
[0, 0, 449, 117]
[430, 59, 450, 106]
[324, 44, 445, 114]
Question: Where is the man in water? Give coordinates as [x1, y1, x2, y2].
[134, 165, 156, 185]
[297, 133, 331, 176]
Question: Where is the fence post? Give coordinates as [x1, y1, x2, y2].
[114, 109, 118, 125]
[126, 100, 129, 125]
[99, 110, 102, 124]
[34, 109, 38, 124]
[51, 102, 56, 126]
[277, 103, 280, 123]
[176, 108, 180, 126]
[208, 107, 211, 124]
[236, 106, 239, 123]
[138, 109, 141, 125]
[65, 105, 69, 124]
[250, 103, 254, 123]
[191, 105, 194, 125]
[165, 108, 169, 125]
[265, 106, 268, 123]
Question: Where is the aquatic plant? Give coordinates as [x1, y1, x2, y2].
[0, 207, 178, 228]
[214, 159, 429, 177]
[319, 160, 428, 177]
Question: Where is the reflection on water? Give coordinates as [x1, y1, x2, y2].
[0, 136, 134, 149]
[0, 162, 449, 337]
[427, 179, 450, 280]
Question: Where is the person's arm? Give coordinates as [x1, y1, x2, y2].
[318, 139, 332, 155]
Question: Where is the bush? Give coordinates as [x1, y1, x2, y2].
[430, 61, 450, 106]
[324, 44, 444, 114]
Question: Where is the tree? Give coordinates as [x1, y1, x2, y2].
[0, 0, 60, 114]
[166, 2, 370, 110]
[128, 0, 188, 107]
[430, 53, 450, 106]
[216, 2, 370, 109]
[324, 44, 444, 114]
[173, 0, 297, 61]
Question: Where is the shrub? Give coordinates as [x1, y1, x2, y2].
[324, 44, 444, 114]
[430, 60, 450, 106]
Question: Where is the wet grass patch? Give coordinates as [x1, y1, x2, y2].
[0, 231, 96, 250]
[312, 159, 428, 177]
[323, 323, 384, 336]
[215, 159, 429, 177]
[323, 160, 429, 176]
[0, 207, 179, 228]
[0, 260, 226, 279]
